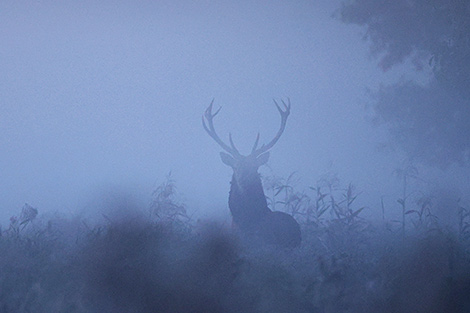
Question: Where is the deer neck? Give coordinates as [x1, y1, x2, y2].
[228, 171, 270, 229]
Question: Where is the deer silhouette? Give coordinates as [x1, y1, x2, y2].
[203, 99, 301, 248]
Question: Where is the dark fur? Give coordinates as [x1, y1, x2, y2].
[226, 154, 301, 248]
[203, 100, 300, 248]
[228, 168, 271, 232]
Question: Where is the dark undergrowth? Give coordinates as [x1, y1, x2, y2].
[1, 175, 470, 313]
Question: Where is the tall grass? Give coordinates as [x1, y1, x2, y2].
[1, 174, 469, 312]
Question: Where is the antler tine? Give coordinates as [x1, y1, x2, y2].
[202, 101, 241, 157]
[251, 98, 291, 157]
[204, 99, 221, 119]
[273, 97, 291, 116]
[251, 133, 260, 154]
[228, 133, 240, 153]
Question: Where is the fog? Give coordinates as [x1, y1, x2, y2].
[2, 1, 470, 312]
[2, 0, 446, 224]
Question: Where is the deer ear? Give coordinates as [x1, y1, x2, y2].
[220, 152, 235, 167]
[256, 152, 270, 166]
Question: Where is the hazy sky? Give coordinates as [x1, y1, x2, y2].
[1, 0, 449, 224]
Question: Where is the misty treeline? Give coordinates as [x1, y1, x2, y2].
[1, 171, 470, 312]
[339, 0, 470, 167]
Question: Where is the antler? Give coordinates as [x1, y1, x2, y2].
[251, 98, 291, 156]
[202, 100, 241, 157]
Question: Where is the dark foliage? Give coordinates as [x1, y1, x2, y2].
[338, 0, 470, 167]
[2, 183, 470, 313]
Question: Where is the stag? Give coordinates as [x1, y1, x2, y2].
[203, 99, 301, 248]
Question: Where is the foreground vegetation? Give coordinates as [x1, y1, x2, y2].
[1, 176, 470, 313]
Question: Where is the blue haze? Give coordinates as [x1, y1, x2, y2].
[0, 1, 464, 224]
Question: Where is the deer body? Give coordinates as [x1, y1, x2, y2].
[225, 155, 271, 232]
[229, 174, 270, 232]
[203, 99, 301, 248]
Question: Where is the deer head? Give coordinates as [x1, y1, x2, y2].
[202, 99, 300, 246]
[202, 99, 290, 186]
[202, 100, 290, 224]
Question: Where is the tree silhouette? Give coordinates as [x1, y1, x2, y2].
[338, 0, 470, 167]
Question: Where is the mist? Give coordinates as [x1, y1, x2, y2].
[1, 0, 431, 222]
[2, 1, 470, 312]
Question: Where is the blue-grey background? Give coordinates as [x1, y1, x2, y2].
[1, 0, 466, 225]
